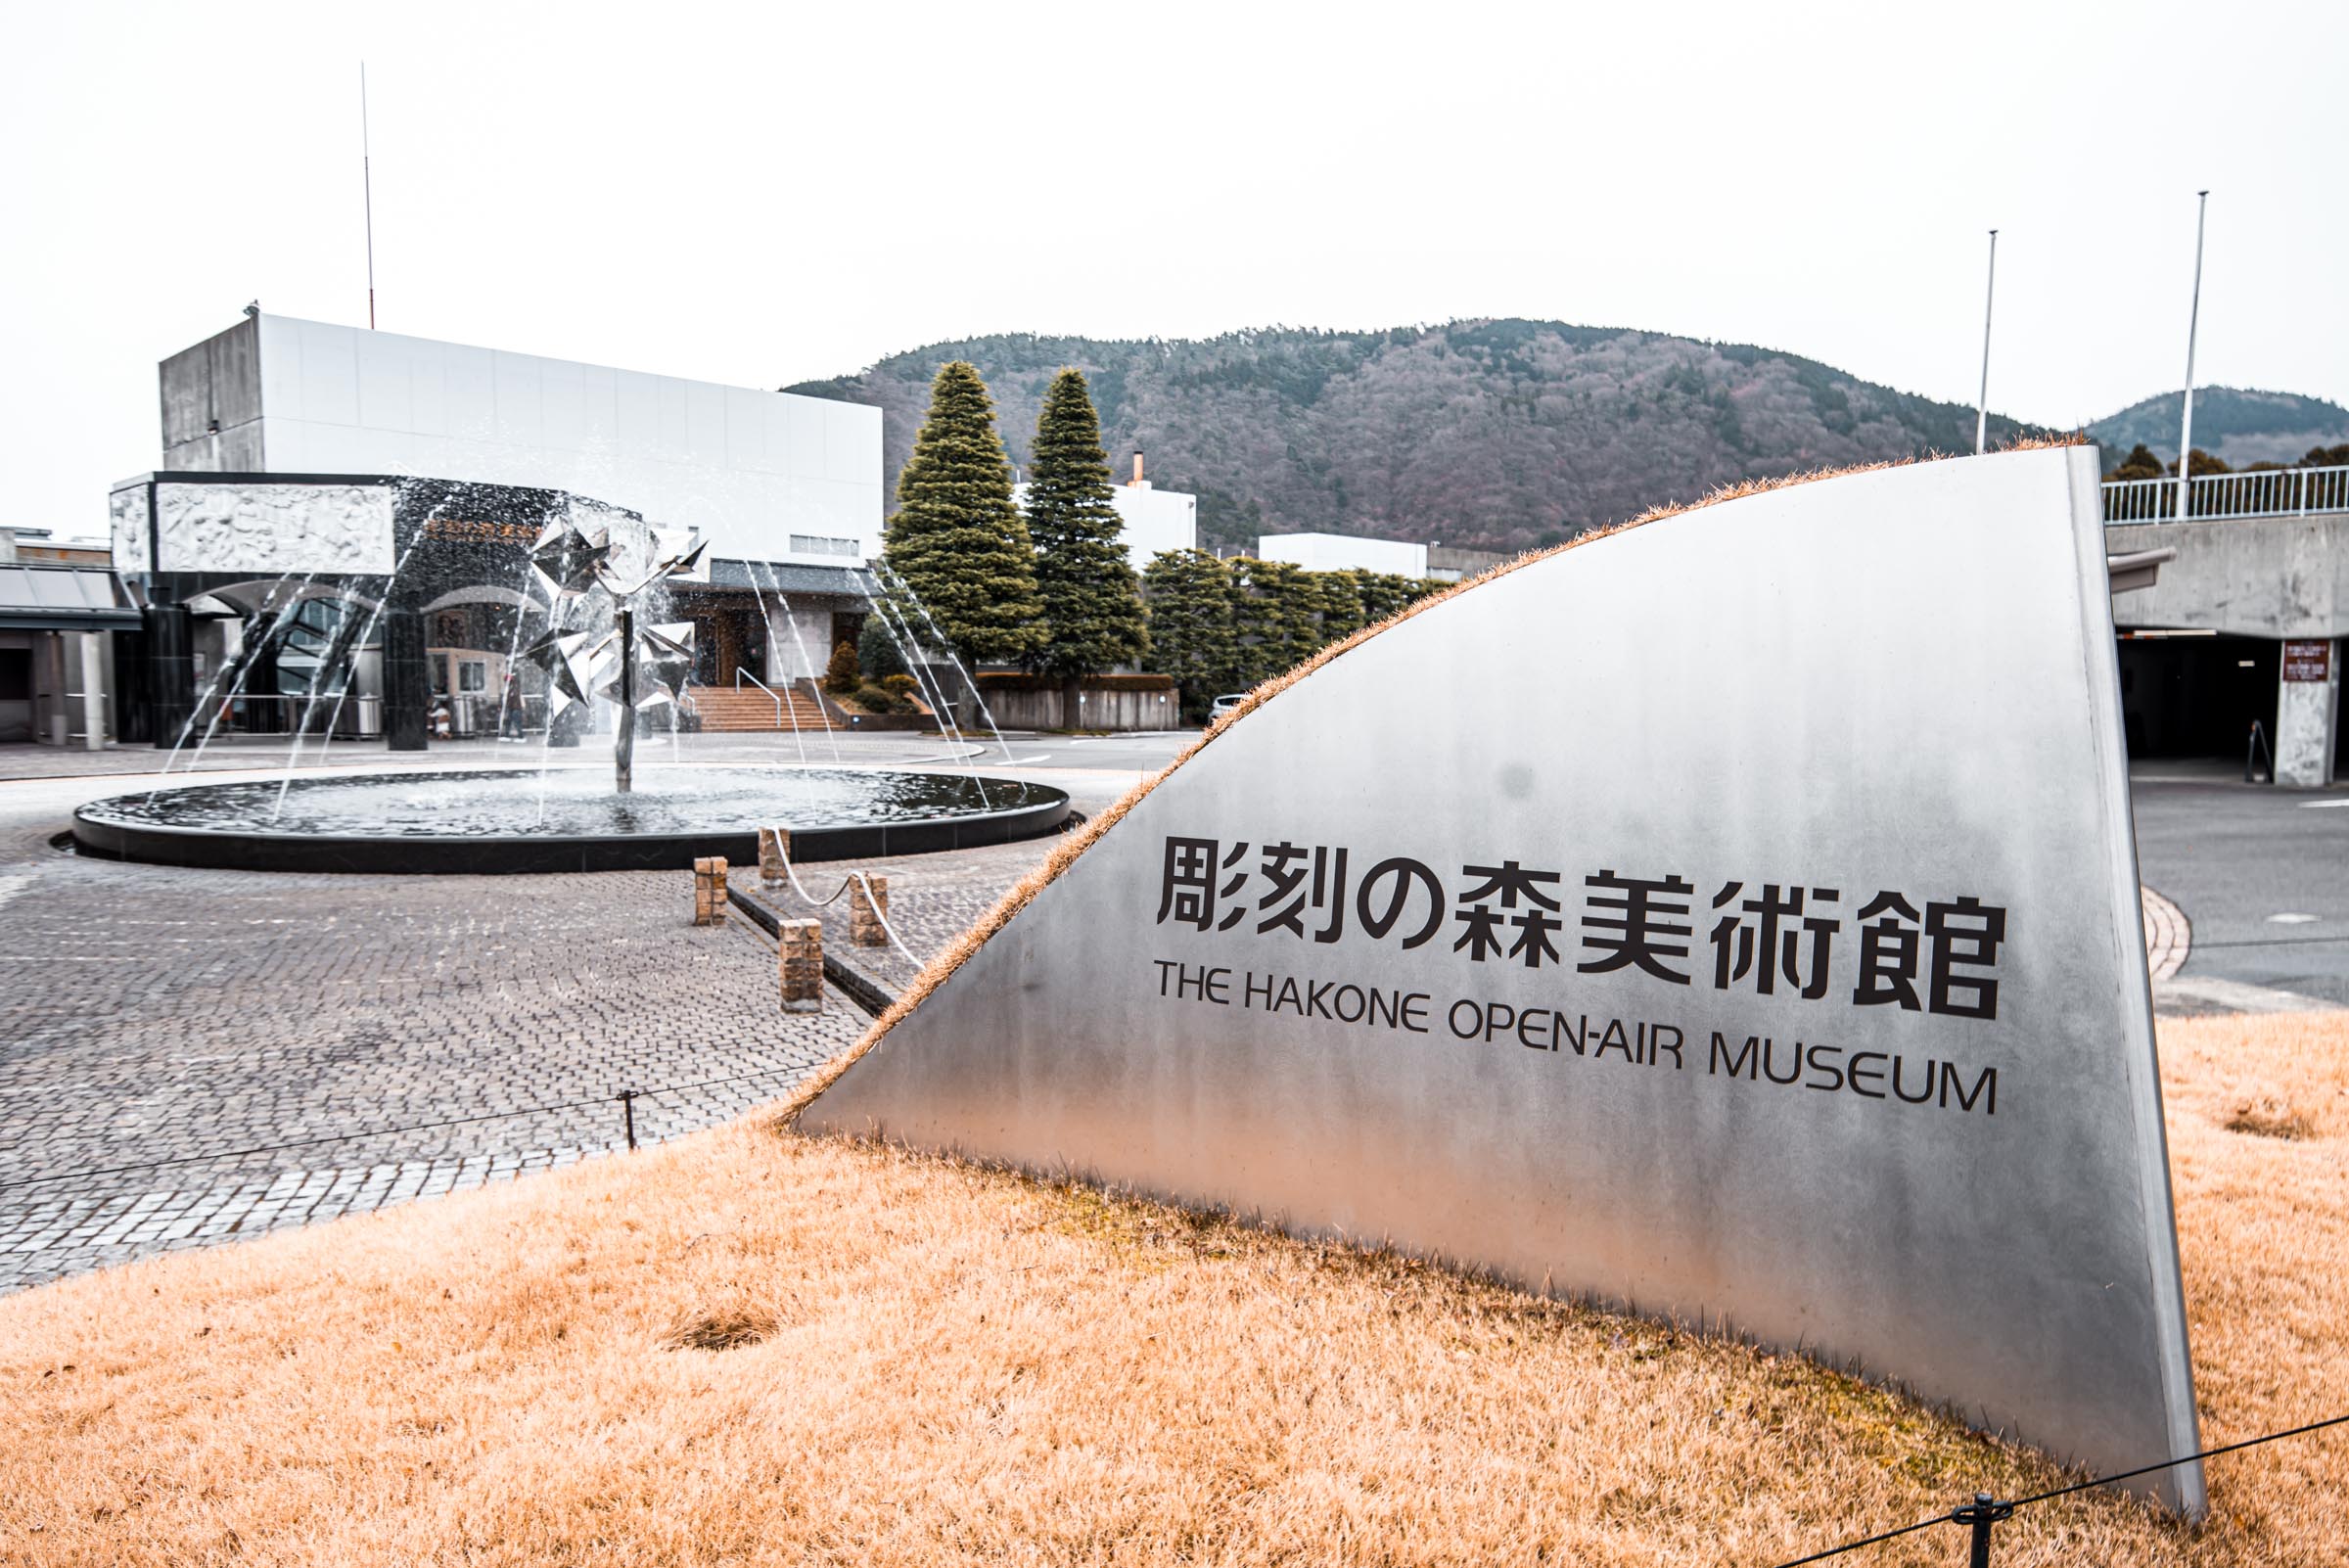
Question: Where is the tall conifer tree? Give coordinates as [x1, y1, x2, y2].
[882, 361, 1043, 668]
[1024, 369, 1148, 721]
[1141, 547, 1240, 718]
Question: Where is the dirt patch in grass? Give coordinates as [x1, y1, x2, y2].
[1, 1010, 2343, 1565]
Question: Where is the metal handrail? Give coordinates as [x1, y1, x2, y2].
[2103, 464, 2349, 526]
[733, 668, 783, 726]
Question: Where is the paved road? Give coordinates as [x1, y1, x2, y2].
[2131, 762, 2349, 1010]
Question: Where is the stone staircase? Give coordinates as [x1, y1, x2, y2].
[689, 682, 845, 733]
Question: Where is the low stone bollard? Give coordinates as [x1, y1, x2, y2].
[778, 918, 823, 1012]
[692, 856, 729, 926]
[849, 874, 891, 947]
[758, 826, 789, 887]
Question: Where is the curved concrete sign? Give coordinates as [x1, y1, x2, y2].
[800, 447, 2203, 1507]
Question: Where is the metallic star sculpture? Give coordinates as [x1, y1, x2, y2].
[529, 522, 612, 601]
[518, 628, 600, 716]
[598, 528, 709, 599]
[595, 621, 696, 714]
[515, 515, 708, 793]
[637, 622, 697, 696]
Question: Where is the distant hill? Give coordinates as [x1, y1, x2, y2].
[786, 321, 2044, 555]
[2086, 388, 2349, 470]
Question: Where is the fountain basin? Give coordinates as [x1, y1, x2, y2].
[72, 766, 1074, 874]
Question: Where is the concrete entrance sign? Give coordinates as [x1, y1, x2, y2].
[798, 446, 2204, 1508]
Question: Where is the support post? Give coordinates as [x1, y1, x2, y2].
[383, 607, 430, 752]
[693, 856, 729, 925]
[850, 874, 891, 947]
[142, 601, 194, 749]
[779, 918, 823, 1012]
[615, 605, 634, 794]
[758, 825, 789, 886]
[74, 631, 107, 750]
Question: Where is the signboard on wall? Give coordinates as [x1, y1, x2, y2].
[2282, 640, 2331, 682]
[799, 447, 2203, 1509]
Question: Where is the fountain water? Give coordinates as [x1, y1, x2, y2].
[94, 503, 1070, 874]
[148, 571, 318, 800]
[853, 568, 994, 807]
[756, 563, 846, 766]
[854, 569, 963, 742]
[741, 558, 814, 765]
[272, 529, 436, 814]
[872, 561, 1018, 761]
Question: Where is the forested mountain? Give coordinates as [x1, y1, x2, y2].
[2085, 388, 2349, 471]
[786, 321, 2047, 555]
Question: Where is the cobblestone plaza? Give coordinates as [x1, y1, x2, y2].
[0, 736, 1149, 1291]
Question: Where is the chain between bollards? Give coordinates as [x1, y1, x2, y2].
[618, 1089, 637, 1152]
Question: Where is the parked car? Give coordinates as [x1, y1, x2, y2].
[1208, 693, 1247, 723]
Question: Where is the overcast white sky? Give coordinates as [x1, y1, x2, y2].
[6, 0, 2344, 537]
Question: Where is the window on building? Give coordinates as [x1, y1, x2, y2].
[789, 534, 858, 557]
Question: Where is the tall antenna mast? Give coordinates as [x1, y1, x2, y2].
[1974, 228, 1998, 455]
[2175, 190, 2210, 522]
[361, 63, 377, 330]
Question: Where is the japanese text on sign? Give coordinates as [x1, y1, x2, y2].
[1155, 835, 2008, 1020]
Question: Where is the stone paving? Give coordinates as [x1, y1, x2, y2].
[0, 834, 876, 1290]
[0, 743, 1137, 1294]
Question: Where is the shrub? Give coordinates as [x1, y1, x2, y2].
[824, 639, 860, 696]
[853, 684, 905, 715]
[857, 618, 908, 679]
[879, 673, 919, 699]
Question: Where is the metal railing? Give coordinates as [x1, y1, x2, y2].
[734, 668, 784, 726]
[211, 693, 385, 739]
[2103, 464, 2349, 525]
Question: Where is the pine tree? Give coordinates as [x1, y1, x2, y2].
[1024, 369, 1149, 722]
[1354, 571, 1424, 626]
[1313, 571, 1367, 644]
[882, 362, 1044, 668]
[1141, 549, 1241, 718]
[1232, 558, 1323, 681]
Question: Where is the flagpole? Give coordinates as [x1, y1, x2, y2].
[1975, 228, 1998, 455]
[2175, 191, 2209, 520]
[361, 63, 377, 330]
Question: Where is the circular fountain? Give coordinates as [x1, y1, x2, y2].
[98, 494, 1073, 874]
[72, 765, 1073, 874]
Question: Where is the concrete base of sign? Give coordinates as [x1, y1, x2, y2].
[796, 447, 2203, 1511]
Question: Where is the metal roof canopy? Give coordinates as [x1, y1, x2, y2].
[0, 565, 141, 631]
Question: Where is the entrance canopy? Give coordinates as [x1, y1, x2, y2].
[0, 565, 140, 631]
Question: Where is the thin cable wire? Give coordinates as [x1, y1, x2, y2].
[2000, 1410, 2349, 1511]
[1769, 1410, 2349, 1566]
[1767, 1509, 1956, 1567]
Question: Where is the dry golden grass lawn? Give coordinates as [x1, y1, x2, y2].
[1, 1009, 2342, 1567]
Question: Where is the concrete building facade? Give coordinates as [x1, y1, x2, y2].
[109, 314, 898, 750]
[2109, 504, 2349, 785]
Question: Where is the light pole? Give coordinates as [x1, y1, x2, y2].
[2176, 191, 2210, 521]
[1975, 229, 1998, 455]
